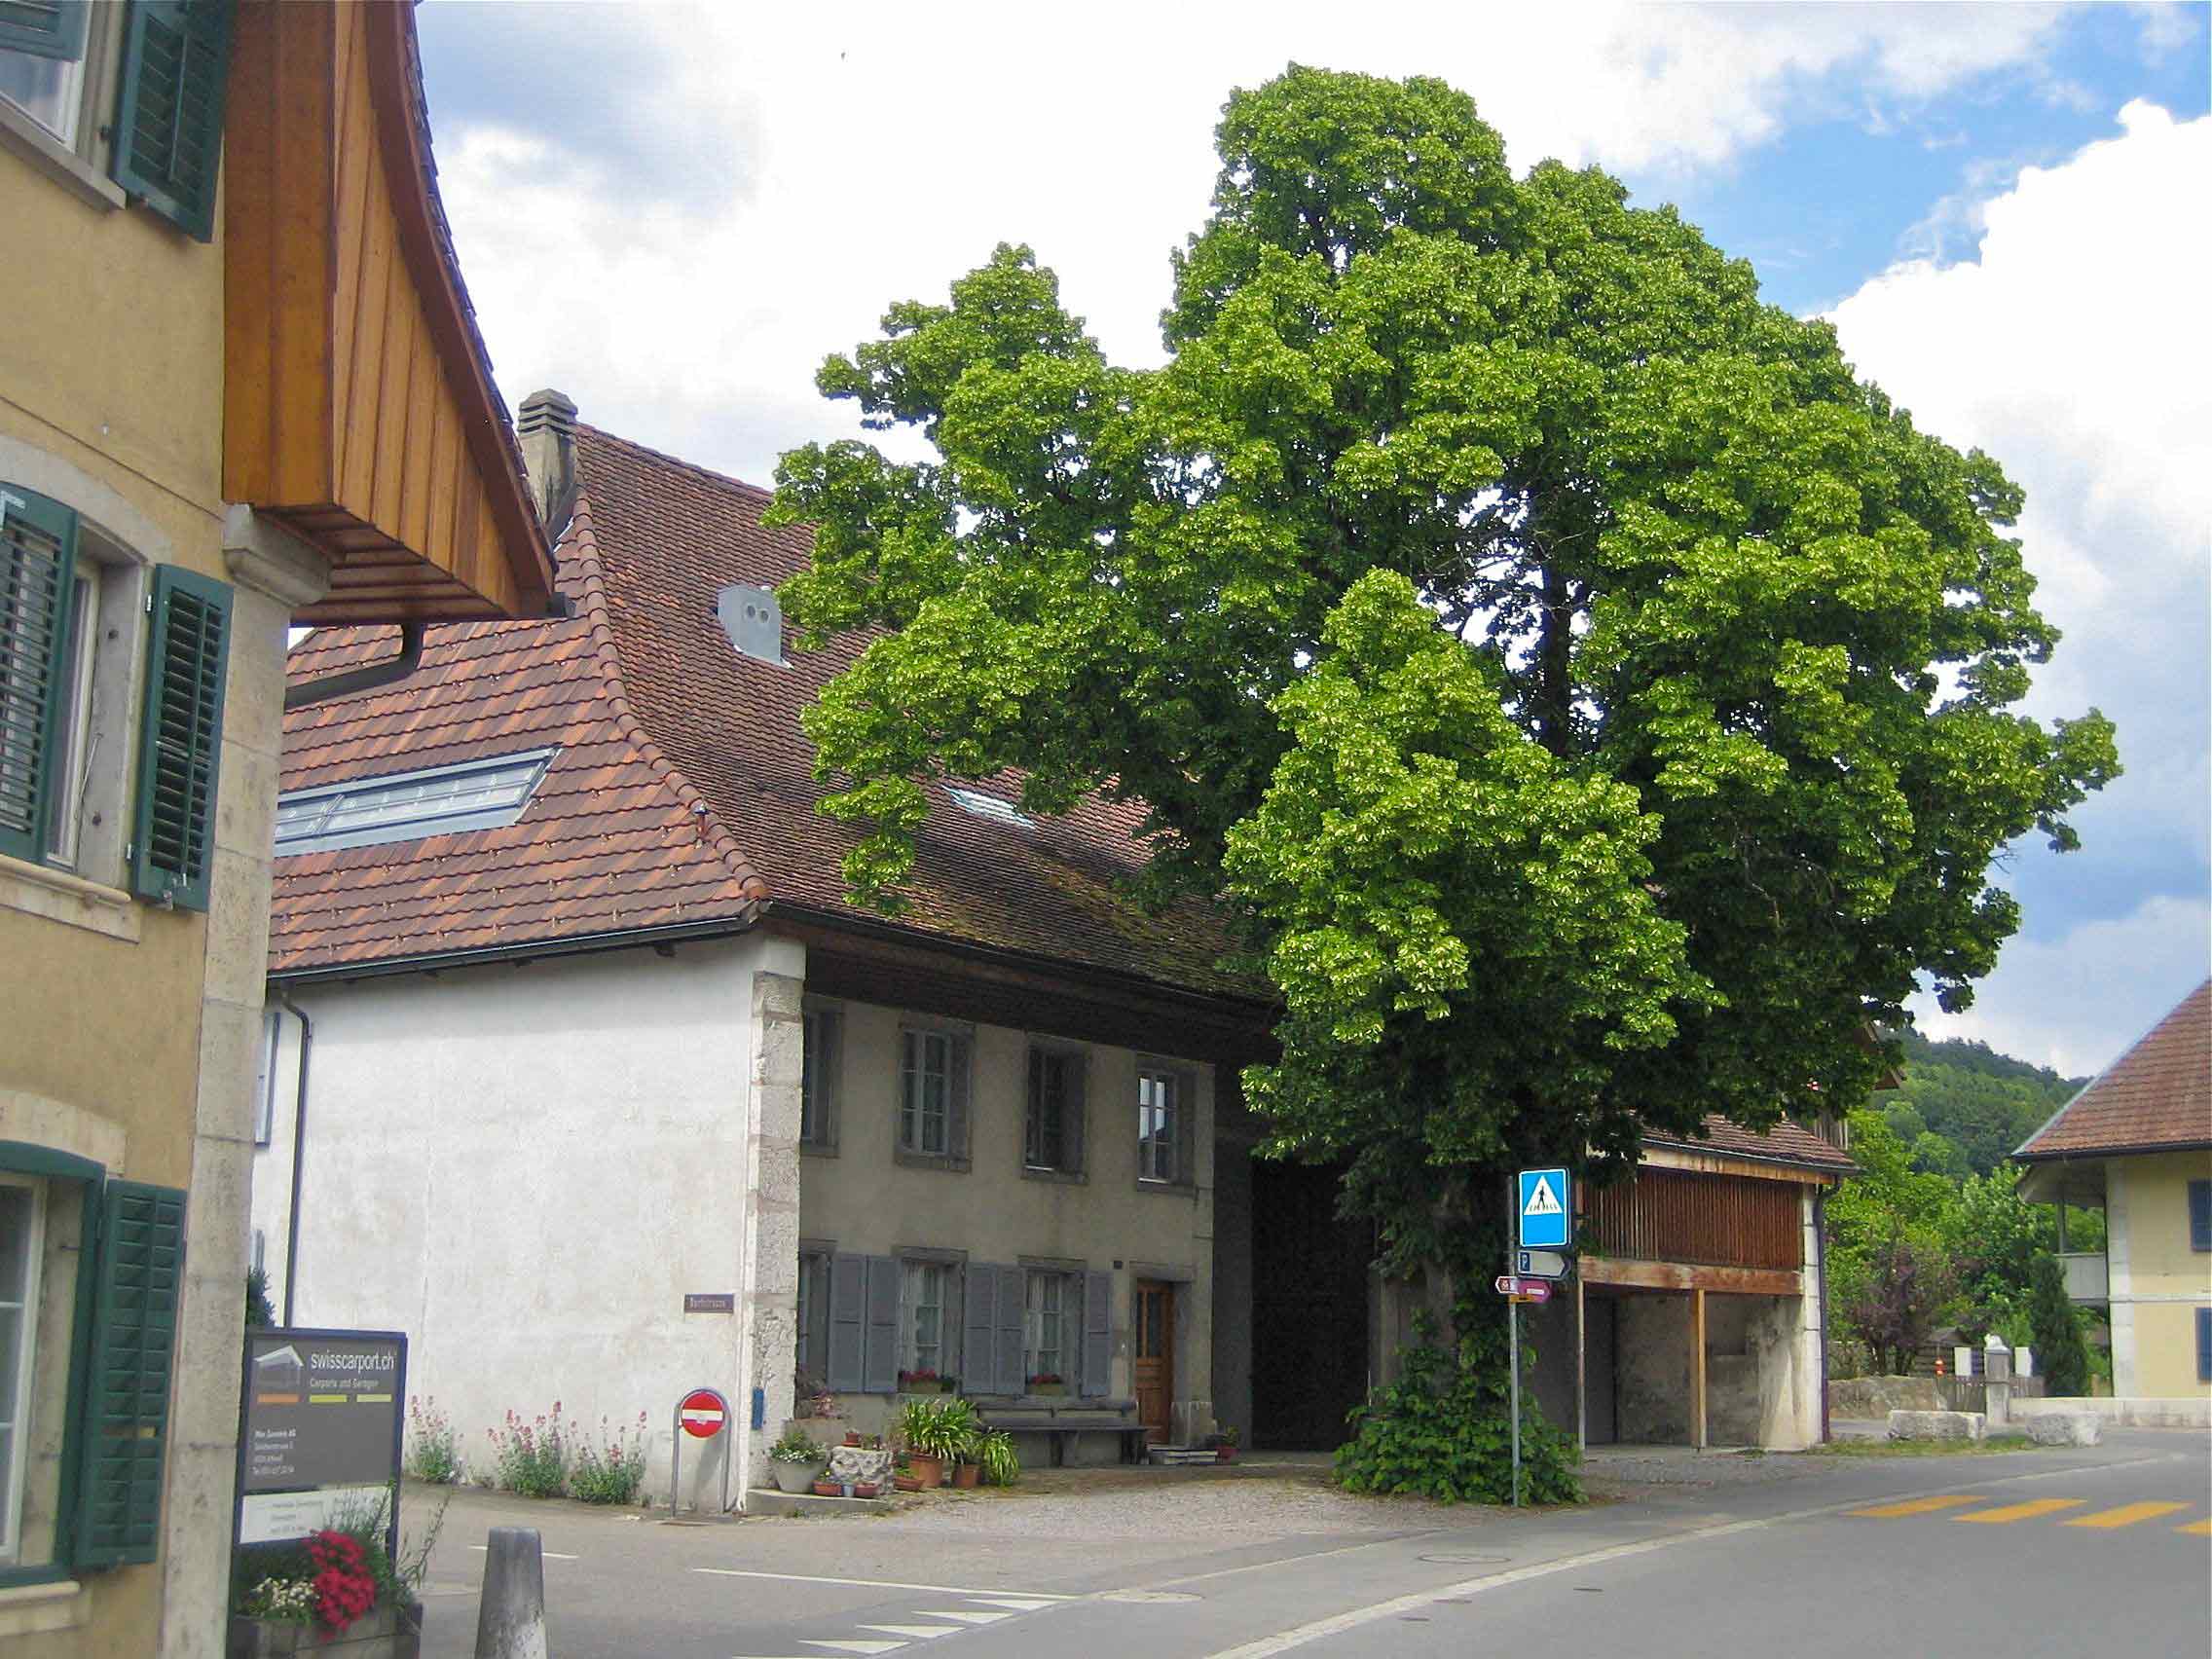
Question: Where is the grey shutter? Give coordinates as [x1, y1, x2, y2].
[0, 1, 89, 60]
[1176, 1068, 1197, 1184]
[948, 1033, 972, 1161]
[862, 1255, 900, 1393]
[1081, 1269, 1113, 1397]
[802, 1255, 830, 1385]
[996, 1268, 1026, 1394]
[961, 1263, 997, 1390]
[130, 565, 232, 911]
[111, 0, 234, 242]
[1065, 1055, 1088, 1174]
[2190, 1179, 2210, 1252]
[2198, 1309, 2211, 1385]
[826, 1253, 866, 1390]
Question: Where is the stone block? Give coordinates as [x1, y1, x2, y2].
[2025, 1412, 2102, 1447]
[1828, 1375, 1940, 1418]
[1887, 1409, 1985, 1442]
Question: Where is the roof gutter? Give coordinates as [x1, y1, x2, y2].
[283, 623, 424, 712]
[2013, 1140, 2212, 1163]
[268, 911, 762, 986]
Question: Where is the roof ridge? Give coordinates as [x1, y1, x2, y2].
[564, 488, 771, 903]
[573, 422, 776, 503]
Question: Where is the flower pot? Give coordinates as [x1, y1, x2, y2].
[950, 1462, 981, 1489]
[904, 1454, 945, 1488]
[770, 1458, 826, 1493]
[893, 1475, 923, 1493]
[854, 1482, 880, 1499]
[811, 1479, 841, 1497]
[1029, 1382, 1066, 1397]
[1216, 1447, 1235, 1463]
[228, 1603, 421, 1658]
[843, 1433, 862, 1447]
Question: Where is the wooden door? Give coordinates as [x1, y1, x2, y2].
[1134, 1280, 1175, 1444]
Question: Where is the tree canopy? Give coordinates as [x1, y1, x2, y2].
[771, 66, 2117, 1265]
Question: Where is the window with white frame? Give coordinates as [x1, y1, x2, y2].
[1024, 1047, 1084, 1173]
[253, 1007, 279, 1147]
[800, 1007, 840, 1151]
[900, 1259, 952, 1380]
[0, 1175, 46, 1564]
[1137, 1068, 1180, 1183]
[1024, 1270, 1078, 1387]
[899, 1026, 969, 1163]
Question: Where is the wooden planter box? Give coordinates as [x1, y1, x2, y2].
[228, 1603, 421, 1658]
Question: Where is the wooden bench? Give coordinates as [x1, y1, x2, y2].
[980, 1402, 1149, 1466]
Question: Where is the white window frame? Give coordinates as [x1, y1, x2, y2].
[900, 1028, 952, 1158]
[900, 1258, 951, 1379]
[1137, 1068, 1180, 1184]
[0, 1173, 49, 1565]
[1023, 1269, 1076, 1386]
[253, 1006, 279, 1148]
[0, 2, 128, 210]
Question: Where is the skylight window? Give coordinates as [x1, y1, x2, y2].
[275, 748, 557, 855]
[947, 786, 1028, 827]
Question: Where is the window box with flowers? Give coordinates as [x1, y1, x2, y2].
[898, 1369, 956, 1394]
[1026, 1373, 1067, 1397]
[228, 1516, 430, 1658]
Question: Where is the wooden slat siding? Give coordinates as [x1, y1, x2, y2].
[220, 5, 276, 502]
[367, 236, 412, 537]
[339, 101, 393, 518]
[270, 2, 332, 505]
[328, 0, 370, 453]
[1584, 1167, 1801, 1272]
[400, 311, 437, 557]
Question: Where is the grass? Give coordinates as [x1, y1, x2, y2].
[1809, 1434, 2038, 1457]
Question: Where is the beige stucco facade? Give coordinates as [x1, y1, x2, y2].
[2104, 1151, 2212, 1399]
[1, 97, 316, 1657]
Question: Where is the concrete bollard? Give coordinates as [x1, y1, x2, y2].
[474, 1527, 550, 1659]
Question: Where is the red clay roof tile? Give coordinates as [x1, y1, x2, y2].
[2015, 980, 2212, 1159]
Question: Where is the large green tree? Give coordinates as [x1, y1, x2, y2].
[772, 63, 2114, 1354]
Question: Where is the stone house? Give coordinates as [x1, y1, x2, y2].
[255, 397, 1275, 1499]
[0, 3, 555, 1652]
[2016, 979, 2211, 1400]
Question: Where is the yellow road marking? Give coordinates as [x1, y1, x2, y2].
[2181, 1519, 2212, 1536]
[2066, 1501, 2191, 1530]
[1955, 1498, 2085, 1525]
[1850, 1494, 1984, 1518]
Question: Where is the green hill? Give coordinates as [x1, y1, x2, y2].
[1873, 1028, 2087, 1176]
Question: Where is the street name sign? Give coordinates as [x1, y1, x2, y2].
[1517, 1248, 1569, 1279]
[1493, 1275, 1553, 1301]
[1517, 1166, 1571, 1249]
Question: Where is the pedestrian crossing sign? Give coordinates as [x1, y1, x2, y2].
[1518, 1167, 1570, 1249]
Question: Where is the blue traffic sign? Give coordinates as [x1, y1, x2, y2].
[1517, 1167, 1570, 1249]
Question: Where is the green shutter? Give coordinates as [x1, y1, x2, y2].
[110, 0, 233, 242]
[0, 0, 88, 59]
[0, 484, 80, 864]
[131, 565, 232, 911]
[73, 1181, 186, 1569]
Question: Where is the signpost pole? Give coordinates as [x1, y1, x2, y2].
[1507, 1175, 1521, 1509]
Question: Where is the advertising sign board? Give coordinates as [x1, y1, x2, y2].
[235, 1329, 407, 1554]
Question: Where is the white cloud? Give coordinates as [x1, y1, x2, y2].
[1909, 896, 2209, 1078]
[430, 0, 2086, 487]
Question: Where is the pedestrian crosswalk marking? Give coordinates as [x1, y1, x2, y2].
[802, 1643, 907, 1656]
[858, 1627, 963, 1640]
[969, 1597, 1057, 1610]
[1954, 1497, 2085, 1525]
[2181, 1519, 2212, 1536]
[1850, 1494, 1983, 1518]
[2066, 1501, 2191, 1530]
[913, 1609, 1011, 1623]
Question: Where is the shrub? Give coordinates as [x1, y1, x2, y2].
[486, 1404, 570, 1497]
[2027, 1253, 2091, 1395]
[894, 1395, 978, 1461]
[245, 1267, 276, 1330]
[570, 1412, 650, 1504]
[1335, 1334, 1581, 1505]
[405, 1396, 463, 1485]
[973, 1429, 1020, 1487]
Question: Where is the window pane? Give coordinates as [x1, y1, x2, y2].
[0, 1180, 40, 1559]
[0, 49, 83, 144]
[800, 1013, 822, 1143]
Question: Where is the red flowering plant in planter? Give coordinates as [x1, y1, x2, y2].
[232, 1485, 453, 1639]
[308, 1529, 378, 1633]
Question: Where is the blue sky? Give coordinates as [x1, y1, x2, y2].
[416, 2, 2210, 1079]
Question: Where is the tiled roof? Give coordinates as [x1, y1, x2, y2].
[273, 423, 1254, 1000]
[270, 497, 759, 975]
[1643, 1114, 1858, 1174]
[2016, 980, 2212, 1159]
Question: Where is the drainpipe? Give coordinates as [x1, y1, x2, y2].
[283, 623, 424, 712]
[1813, 1184, 1831, 1445]
[271, 987, 314, 1328]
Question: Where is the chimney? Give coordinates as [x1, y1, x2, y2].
[517, 388, 577, 534]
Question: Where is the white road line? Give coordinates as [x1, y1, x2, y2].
[802, 1642, 908, 1656]
[859, 1625, 964, 1639]
[468, 1545, 579, 1561]
[1198, 1454, 2184, 1659]
[964, 1597, 1059, 1611]
[911, 1610, 1012, 1624]
[694, 1568, 1072, 1599]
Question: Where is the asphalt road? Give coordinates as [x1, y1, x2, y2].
[410, 1430, 2210, 1658]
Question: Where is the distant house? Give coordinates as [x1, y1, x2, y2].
[2015, 980, 2212, 1399]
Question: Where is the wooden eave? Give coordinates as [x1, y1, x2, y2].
[221, 0, 555, 626]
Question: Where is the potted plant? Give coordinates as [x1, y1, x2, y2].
[975, 1429, 1021, 1488]
[892, 1458, 924, 1493]
[1026, 1372, 1066, 1397]
[897, 1368, 943, 1393]
[767, 1425, 828, 1494]
[1212, 1426, 1240, 1464]
[229, 1494, 437, 1657]
[949, 1455, 982, 1489]
[811, 1477, 842, 1497]
[894, 1395, 978, 1487]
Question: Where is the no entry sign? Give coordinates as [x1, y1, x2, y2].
[679, 1388, 728, 1439]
